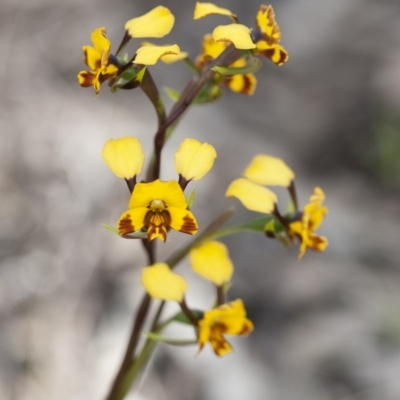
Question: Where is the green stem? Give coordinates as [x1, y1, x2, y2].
[167, 208, 235, 270]
[115, 338, 157, 400]
[114, 298, 167, 399]
[206, 225, 250, 241]
[105, 294, 151, 400]
[105, 240, 155, 400]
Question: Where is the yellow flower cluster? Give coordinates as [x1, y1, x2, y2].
[227, 154, 328, 258]
[141, 241, 253, 356]
[77, 6, 182, 96]
[101, 133, 253, 355]
[194, 2, 288, 65]
[77, 3, 289, 97]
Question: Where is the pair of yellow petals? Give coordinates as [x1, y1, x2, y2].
[226, 154, 295, 213]
[142, 241, 234, 302]
[102, 136, 216, 182]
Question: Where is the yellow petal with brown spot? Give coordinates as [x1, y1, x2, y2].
[226, 73, 257, 95]
[197, 299, 253, 356]
[117, 207, 147, 236]
[168, 207, 198, 235]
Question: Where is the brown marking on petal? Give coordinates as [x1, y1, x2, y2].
[257, 45, 288, 66]
[234, 74, 254, 95]
[257, 47, 275, 60]
[78, 71, 96, 87]
[275, 48, 288, 66]
[144, 210, 171, 242]
[147, 225, 168, 242]
[211, 337, 231, 356]
[239, 321, 253, 336]
[99, 71, 117, 84]
[256, 5, 281, 45]
[118, 214, 135, 236]
[309, 234, 327, 252]
[225, 75, 253, 95]
[209, 326, 232, 356]
[179, 214, 198, 235]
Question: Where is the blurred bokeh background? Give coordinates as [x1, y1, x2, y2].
[1, 0, 400, 399]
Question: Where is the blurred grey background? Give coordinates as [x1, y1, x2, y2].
[1, 0, 400, 399]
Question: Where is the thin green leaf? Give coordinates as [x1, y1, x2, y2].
[212, 57, 262, 76]
[207, 216, 275, 241]
[172, 310, 204, 325]
[236, 216, 274, 232]
[102, 223, 119, 235]
[192, 83, 222, 104]
[187, 188, 195, 210]
[102, 224, 147, 238]
[285, 200, 296, 214]
[120, 67, 139, 81]
[163, 87, 181, 102]
[143, 332, 197, 346]
[135, 67, 146, 83]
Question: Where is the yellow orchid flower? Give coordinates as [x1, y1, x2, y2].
[289, 187, 328, 258]
[226, 156, 328, 257]
[196, 34, 257, 95]
[253, 5, 289, 66]
[190, 241, 234, 286]
[198, 299, 253, 356]
[141, 263, 187, 302]
[117, 179, 198, 242]
[77, 27, 118, 97]
[193, 2, 288, 66]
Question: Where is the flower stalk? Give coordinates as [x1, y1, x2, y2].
[76, 3, 328, 400]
